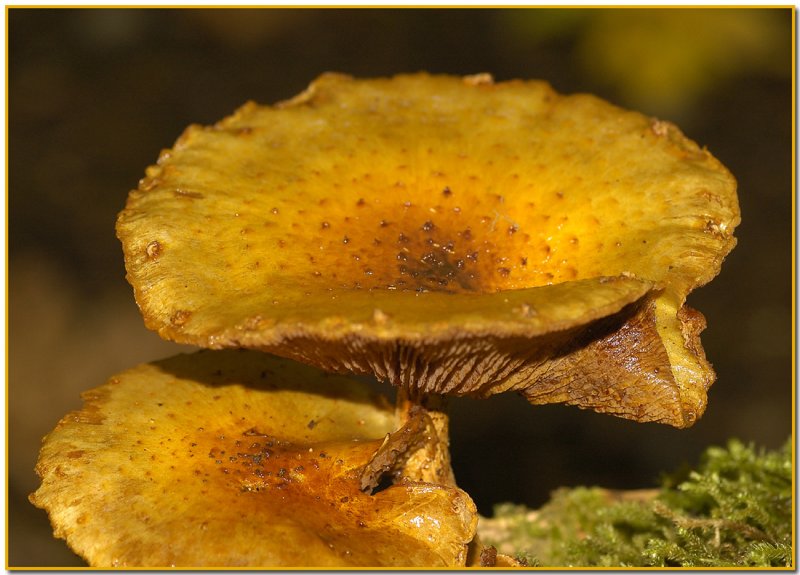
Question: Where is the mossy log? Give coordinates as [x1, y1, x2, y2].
[479, 439, 793, 568]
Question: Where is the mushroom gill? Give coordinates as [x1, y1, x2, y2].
[117, 73, 740, 427]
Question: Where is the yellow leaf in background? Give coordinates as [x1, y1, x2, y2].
[578, 10, 789, 116]
[502, 9, 789, 117]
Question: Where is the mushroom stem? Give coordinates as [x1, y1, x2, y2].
[395, 387, 457, 487]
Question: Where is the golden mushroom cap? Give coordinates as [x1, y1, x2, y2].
[117, 73, 739, 427]
[30, 350, 477, 568]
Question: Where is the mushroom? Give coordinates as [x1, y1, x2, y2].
[30, 350, 478, 567]
[34, 72, 739, 567]
[117, 72, 739, 428]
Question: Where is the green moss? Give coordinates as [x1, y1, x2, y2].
[478, 439, 793, 567]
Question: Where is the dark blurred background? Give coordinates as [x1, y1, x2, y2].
[8, 8, 793, 567]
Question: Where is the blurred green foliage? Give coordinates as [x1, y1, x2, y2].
[505, 9, 790, 117]
[480, 439, 794, 567]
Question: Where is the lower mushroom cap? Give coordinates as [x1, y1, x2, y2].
[30, 350, 477, 568]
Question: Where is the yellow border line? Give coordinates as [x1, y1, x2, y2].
[4, 5, 8, 571]
[4, 5, 795, 571]
[792, 5, 797, 572]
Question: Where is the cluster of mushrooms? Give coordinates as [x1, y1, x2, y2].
[31, 73, 739, 568]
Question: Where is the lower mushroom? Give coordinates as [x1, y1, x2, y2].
[29, 349, 479, 568]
